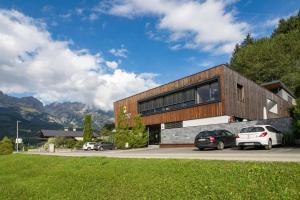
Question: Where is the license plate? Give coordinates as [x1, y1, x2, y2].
[244, 142, 254, 145]
[198, 139, 206, 141]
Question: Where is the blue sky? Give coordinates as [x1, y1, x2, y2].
[0, 0, 299, 110]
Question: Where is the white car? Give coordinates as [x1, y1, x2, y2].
[82, 142, 96, 151]
[236, 125, 284, 150]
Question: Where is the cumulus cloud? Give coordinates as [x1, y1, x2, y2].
[96, 0, 248, 54]
[109, 47, 128, 58]
[105, 60, 119, 69]
[0, 9, 158, 111]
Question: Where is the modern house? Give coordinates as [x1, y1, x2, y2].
[114, 64, 294, 145]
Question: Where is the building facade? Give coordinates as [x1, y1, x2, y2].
[114, 64, 294, 145]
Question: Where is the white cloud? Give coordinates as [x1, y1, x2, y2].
[105, 61, 119, 69]
[264, 17, 280, 28]
[0, 9, 158, 111]
[109, 47, 128, 58]
[97, 0, 248, 54]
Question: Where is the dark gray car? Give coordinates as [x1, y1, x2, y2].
[194, 129, 236, 150]
[94, 142, 115, 151]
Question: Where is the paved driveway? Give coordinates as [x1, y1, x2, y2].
[27, 146, 300, 162]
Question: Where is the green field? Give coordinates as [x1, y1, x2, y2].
[0, 155, 299, 200]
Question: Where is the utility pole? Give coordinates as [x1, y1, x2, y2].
[16, 121, 21, 152]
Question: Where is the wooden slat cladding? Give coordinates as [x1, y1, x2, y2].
[223, 67, 292, 120]
[114, 65, 226, 126]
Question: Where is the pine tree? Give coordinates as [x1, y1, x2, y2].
[241, 33, 254, 47]
[83, 114, 93, 142]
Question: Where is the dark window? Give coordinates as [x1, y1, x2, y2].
[210, 81, 220, 101]
[266, 126, 279, 133]
[240, 127, 265, 133]
[138, 78, 220, 116]
[165, 121, 183, 129]
[197, 81, 219, 104]
[237, 84, 244, 102]
[196, 131, 216, 138]
[155, 97, 163, 109]
[197, 84, 210, 103]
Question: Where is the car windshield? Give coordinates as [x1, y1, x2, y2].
[240, 127, 265, 133]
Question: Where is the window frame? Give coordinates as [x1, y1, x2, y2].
[137, 77, 221, 116]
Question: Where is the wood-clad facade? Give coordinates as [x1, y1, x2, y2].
[114, 64, 292, 132]
[114, 65, 226, 127]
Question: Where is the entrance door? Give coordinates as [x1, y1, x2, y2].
[147, 124, 161, 145]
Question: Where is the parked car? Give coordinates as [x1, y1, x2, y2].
[94, 142, 115, 151]
[236, 125, 284, 150]
[82, 142, 96, 151]
[194, 129, 236, 150]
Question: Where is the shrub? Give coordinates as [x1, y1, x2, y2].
[0, 137, 14, 155]
[74, 140, 84, 149]
[289, 99, 300, 138]
[114, 130, 130, 149]
[130, 115, 148, 148]
[114, 111, 148, 149]
[65, 139, 76, 149]
[283, 133, 295, 145]
[55, 136, 67, 147]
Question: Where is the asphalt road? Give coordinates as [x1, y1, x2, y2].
[27, 146, 300, 162]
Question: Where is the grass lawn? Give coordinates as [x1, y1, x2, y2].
[0, 155, 299, 200]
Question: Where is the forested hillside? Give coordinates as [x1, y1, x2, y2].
[230, 10, 300, 97]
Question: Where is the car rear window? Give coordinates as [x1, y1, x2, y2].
[197, 131, 216, 137]
[240, 127, 265, 133]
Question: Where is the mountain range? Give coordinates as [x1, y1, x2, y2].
[0, 91, 114, 141]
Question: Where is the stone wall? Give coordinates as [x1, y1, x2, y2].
[161, 117, 292, 144]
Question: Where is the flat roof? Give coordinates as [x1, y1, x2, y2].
[261, 80, 296, 98]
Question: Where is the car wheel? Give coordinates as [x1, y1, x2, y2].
[237, 146, 243, 150]
[198, 147, 204, 151]
[217, 141, 224, 150]
[265, 139, 272, 150]
[87, 147, 91, 151]
[100, 146, 104, 151]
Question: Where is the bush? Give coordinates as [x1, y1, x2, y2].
[283, 133, 295, 145]
[65, 139, 76, 149]
[114, 112, 148, 149]
[114, 130, 130, 149]
[74, 140, 84, 149]
[130, 115, 148, 148]
[55, 136, 66, 148]
[289, 99, 300, 138]
[0, 137, 14, 155]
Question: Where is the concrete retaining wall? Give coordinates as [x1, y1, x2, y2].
[161, 117, 292, 144]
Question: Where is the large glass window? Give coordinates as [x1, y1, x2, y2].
[138, 78, 220, 116]
[197, 81, 219, 104]
[197, 84, 210, 103]
[210, 81, 220, 101]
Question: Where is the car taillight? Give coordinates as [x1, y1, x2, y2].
[209, 136, 216, 143]
[259, 131, 268, 137]
[235, 134, 240, 138]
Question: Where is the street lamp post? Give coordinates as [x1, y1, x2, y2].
[16, 121, 21, 152]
